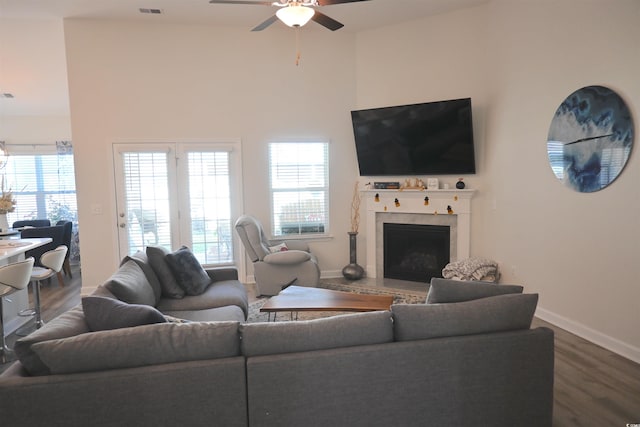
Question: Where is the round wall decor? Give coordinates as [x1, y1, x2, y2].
[547, 85, 633, 192]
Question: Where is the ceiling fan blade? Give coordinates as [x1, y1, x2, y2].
[209, 0, 273, 5]
[317, 0, 371, 5]
[252, 15, 279, 31]
[311, 11, 344, 31]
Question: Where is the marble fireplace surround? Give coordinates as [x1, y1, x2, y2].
[362, 189, 475, 279]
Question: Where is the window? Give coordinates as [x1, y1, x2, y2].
[5, 152, 77, 225]
[269, 142, 329, 237]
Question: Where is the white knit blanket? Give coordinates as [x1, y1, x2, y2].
[442, 258, 500, 282]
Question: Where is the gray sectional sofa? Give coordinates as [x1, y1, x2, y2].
[0, 266, 554, 426]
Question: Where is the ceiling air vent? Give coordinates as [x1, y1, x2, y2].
[139, 8, 163, 14]
[1, 93, 14, 98]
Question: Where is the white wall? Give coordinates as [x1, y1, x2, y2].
[355, 0, 640, 361]
[63, 0, 640, 362]
[63, 19, 359, 287]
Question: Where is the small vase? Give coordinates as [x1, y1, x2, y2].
[0, 213, 8, 232]
[342, 231, 365, 280]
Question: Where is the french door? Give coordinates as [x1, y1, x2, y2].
[113, 142, 243, 266]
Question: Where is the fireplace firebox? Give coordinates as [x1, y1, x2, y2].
[383, 223, 450, 283]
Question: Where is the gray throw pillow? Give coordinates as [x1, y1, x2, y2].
[240, 311, 393, 357]
[426, 277, 524, 304]
[82, 296, 167, 332]
[103, 260, 157, 306]
[146, 245, 185, 299]
[165, 246, 212, 296]
[392, 293, 538, 342]
[13, 306, 90, 376]
[121, 251, 162, 304]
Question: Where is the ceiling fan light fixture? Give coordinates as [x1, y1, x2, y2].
[276, 5, 315, 28]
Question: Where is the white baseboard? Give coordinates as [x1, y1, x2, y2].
[536, 306, 640, 365]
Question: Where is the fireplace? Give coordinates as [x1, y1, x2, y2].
[383, 223, 450, 282]
[363, 189, 474, 281]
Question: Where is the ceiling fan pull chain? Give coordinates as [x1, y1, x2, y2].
[295, 27, 302, 66]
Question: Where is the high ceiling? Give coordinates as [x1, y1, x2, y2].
[0, 0, 488, 31]
[0, 0, 488, 117]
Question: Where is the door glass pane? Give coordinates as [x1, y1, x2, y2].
[187, 151, 232, 264]
[122, 152, 171, 254]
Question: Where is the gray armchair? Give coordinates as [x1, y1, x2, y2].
[234, 215, 320, 296]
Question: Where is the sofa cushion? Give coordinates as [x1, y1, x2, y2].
[263, 250, 311, 265]
[392, 293, 538, 342]
[13, 306, 90, 376]
[82, 296, 167, 331]
[163, 305, 245, 322]
[30, 321, 241, 375]
[120, 251, 162, 304]
[426, 278, 524, 304]
[146, 245, 185, 299]
[103, 260, 156, 306]
[165, 246, 212, 296]
[156, 279, 249, 319]
[240, 311, 393, 357]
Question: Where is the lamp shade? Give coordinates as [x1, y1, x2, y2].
[276, 5, 315, 27]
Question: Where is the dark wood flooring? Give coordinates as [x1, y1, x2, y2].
[2, 267, 639, 425]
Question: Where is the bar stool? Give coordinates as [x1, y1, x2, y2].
[0, 257, 35, 364]
[20, 245, 68, 332]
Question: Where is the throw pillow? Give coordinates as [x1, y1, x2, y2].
[392, 293, 538, 342]
[13, 306, 90, 376]
[103, 260, 157, 306]
[240, 311, 393, 357]
[146, 245, 185, 299]
[426, 277, 524, 304]
[165, 246, 212, 296]
[82, 296, 167, 332]
[268, 242, 288, 253]
[121, 251, 162, 304]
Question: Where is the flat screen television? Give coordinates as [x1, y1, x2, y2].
[350, 98, 476, 176]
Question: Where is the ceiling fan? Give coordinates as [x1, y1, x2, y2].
[209, 0, 371, 32]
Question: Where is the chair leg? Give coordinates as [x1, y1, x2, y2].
[33, 280, 44, 329]
[56, 272, 65, 287]
[0, 297, 16, 364]
[63, 259, 72, 278]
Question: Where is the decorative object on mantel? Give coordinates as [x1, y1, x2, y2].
[447, 205, 454, 214]
[394, 198, 400, 207]
[427, 178, 439, 190]
[424, 196, 429, 206]
[0, 175, 16, 231]
[342, 181, 365, 280]
[374, 193, 380, 202]
[456, 178, 465, 189]
[400, 178, 425, 190]
[547, 85, 633, 193]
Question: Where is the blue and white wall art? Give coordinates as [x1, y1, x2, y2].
[547, 85, 633, 193]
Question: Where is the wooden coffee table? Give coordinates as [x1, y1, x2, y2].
[260, 285, 394, 321]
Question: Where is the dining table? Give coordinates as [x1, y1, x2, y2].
[0, 237, 53, 336]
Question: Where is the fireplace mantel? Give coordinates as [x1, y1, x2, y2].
[361, 189, 475, 279]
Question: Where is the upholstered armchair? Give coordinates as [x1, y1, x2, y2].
[234, 215, 320, 296]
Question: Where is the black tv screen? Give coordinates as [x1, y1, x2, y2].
[351, 98, 476, 176]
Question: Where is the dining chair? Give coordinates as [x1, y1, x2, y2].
[11, 219, 51, 229]
[26, 245, 68, 331]
[0, 257, 35, 363]
[55, 220, 73, 277]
